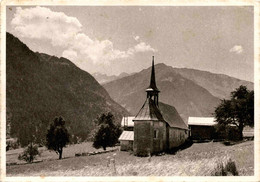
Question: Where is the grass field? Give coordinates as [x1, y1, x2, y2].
[6, 140, 254, 176]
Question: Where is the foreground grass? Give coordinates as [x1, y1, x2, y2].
[7, 140, 254, 176]
[6, 142, 118, 165]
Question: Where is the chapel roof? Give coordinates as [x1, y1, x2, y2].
[159, 102, 188, 130]
[134, 98, 164, 121]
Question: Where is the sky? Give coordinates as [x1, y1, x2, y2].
[6, 6, 254, 81]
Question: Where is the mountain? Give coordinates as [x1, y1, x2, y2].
[174, 68, 253, 99]
[6, 32, 129, 146]
[92, 73, 118, 84]
[103, 63, 221, 123]
[92, 72, 132, 84]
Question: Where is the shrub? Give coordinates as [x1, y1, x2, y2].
[212, 162, 227, 176]
[211, 158, 239, 176]
[225, 158, 239, 176]
[18, 143, 40, 163]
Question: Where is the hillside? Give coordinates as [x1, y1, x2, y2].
[104, 63, 221, 123]
[174, 68, 253, 99]
[6, 32, 129, 145]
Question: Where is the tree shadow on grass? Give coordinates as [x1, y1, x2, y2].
[222, 138, 253, 146]
[6, 160, 43, 166]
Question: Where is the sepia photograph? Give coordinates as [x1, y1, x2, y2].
[1, 1, 259, 181]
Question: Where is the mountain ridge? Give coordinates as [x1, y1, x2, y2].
[103, 63, 253, 123]
[104, 63, 221, 123]
[6, 32, 129, 145]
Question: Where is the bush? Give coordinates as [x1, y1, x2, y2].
[18, 143, 40, 163]
[211, 158, 239, 176]
[213, 162, 227, 176]
[225, 158, 239, 175]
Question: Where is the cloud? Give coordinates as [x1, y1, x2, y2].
[11, 6, 82, 47]
[11, 6, 156, 66]
[133, 42, 156, 52]
[230, 45, 243, 54]
[134, 36, 140, 41]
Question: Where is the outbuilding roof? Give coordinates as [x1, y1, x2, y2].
[119, 131, 134, 141]
[121, 116, 135, 127]
[188, 117, 216, 126]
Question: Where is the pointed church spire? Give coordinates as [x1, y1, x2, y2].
[146, 56, 160, 106]
[147, 56, 159, 92]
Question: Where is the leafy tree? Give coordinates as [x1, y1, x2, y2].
[18, 143, 40, 163]
[46, 116, 70, 159]
[93, 112, 122, 150]
[214, 85, 254, 140]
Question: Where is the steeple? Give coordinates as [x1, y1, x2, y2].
[149, 56, 159, 91]
[146, 56, 160, 106]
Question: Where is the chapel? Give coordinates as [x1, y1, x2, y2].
[119, 56, 189, 156]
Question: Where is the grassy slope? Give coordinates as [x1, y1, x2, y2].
[7, 141, 254, 176]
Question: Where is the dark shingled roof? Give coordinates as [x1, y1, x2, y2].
[133, 99, 188, 130]
[159, 102, 188, 130]
[134, 98, 164, 121]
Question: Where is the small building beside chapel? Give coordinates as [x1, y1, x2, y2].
[119, 56, 189, 156]
[188, 117, 216, 140]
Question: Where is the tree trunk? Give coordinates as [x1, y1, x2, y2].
[103, 146, 106, 151]
[58, 148, 63, 159]
[238, 125, 244, 141]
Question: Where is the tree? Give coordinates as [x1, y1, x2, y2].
[93, 112, 122, 150]
[214, 85, 254, 140]
[18, 143, 40, 163]
[46, 116, 70, 159]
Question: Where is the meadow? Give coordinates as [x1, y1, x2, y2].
[6, 140, 254, 176]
